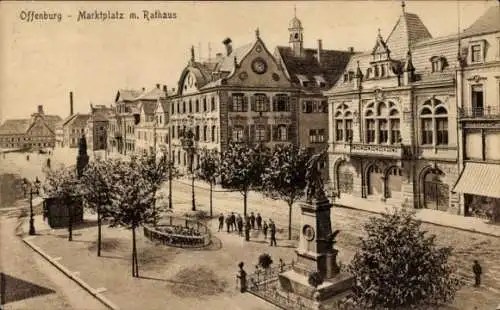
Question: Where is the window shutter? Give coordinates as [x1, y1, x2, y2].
[243, 96, 249, 112]
[272, 125, 278, 141]
[250, 95, 256, 112]
[249, 125, 255, 142]
[266, 125, 271, 142]
[228, 96, 233, 112]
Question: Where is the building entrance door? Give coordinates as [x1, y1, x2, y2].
[367, 165, 384, 196]
[423, 171, 449, 211]
[337, 162, 354, 194]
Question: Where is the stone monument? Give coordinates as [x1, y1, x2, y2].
[278, 150, 354, 309]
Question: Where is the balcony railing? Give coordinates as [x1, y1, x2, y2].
[459, 107, 500, 119]
[332, 142, 412, 159]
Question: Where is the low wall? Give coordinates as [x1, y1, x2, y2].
[143, 216, 211, 248]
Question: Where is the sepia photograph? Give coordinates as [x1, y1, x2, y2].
[0, 1, 499, 309]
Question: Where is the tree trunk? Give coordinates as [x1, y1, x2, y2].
[152, 190, 157, 227]
[288, 202, 293, 240]
[209, 183, 213, 217]
[97, 206, 102, 256]
[132, 227, 137, 277]
[68, 199, 73, 242]
[191, 175, 196, 211]
[243, 191, 247, 217]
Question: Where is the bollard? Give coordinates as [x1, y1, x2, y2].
[237, 262, 247, 293]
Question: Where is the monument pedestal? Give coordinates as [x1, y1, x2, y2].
[277, 198, 354, 308]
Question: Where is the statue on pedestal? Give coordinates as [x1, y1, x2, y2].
[76, 135, 89, 178]
[305, 150, 328, 202]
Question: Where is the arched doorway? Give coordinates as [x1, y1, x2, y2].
[423, 169, 449, 211]
[367, 165, 384, 196]
[386, 167, 403, 199]
[337, 161, 354, 194]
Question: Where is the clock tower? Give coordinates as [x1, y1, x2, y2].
[288, 8, 304, 57]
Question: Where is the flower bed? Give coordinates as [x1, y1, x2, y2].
[143, 216, 211, 248]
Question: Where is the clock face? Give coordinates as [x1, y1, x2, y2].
[251, 58, 267, 74]
[303, 225, 315, 241]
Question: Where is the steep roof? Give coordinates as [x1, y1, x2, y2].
[157, 98, 169, 113]
[115, 89, 143, 102]
[62, 114, 91, 127]
[386, 12, 432, 60]
[139, 101, 157, 116]
[276, 46, 352, 89]
[214, 43, 254, 72]
[461, 5, 500, 38]
[0, 119, 31, 135]
[43, 115, 62, 131]
[136, 87, 167, 100]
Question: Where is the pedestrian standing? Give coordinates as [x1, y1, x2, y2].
[250, 212, 256, 230]
[237, 214, 243, 236]
[230, 212, 236, 232]
[269, 219, 277, 247]
[473, 260, 482, 287]
[256, 213, 262, 230]
[244, 219, 251, 241]
[225, 215, 230, 233]
[263, 221, 268, 239]
[218, 213, 224, 232]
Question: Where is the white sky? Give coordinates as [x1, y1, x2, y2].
[0, 0, 497, 122]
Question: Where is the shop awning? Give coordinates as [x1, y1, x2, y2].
[453, 162, 500, 198]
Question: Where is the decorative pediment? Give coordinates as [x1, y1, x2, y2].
[467, 75, 487, 83]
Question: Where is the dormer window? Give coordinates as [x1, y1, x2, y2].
[430, 56, 447, 72]
[366, 68, 372, 79]
[343, 74, 349, 83]
[469, 40, 485, 64]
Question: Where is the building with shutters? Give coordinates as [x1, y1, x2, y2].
[168, 29, 297, 172]
[453, 5, 500, 222]
[325, 3, 463, 213]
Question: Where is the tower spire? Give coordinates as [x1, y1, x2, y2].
[401, 0, 406, 14]
[294, 5, 296, 18]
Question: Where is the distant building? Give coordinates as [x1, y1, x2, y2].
[134, 98, 170, 156]
[326, 3, 461, 212]
[62, 114, 91, 148]
[86, 104, 113, 151]
[0, 105, 61, 149]
[453, 6, 500, 222]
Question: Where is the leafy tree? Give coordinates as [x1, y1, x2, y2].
[106, 156, 156, 278]
[196, 148, 220, 217]
[258, 253, 273, 270]
[219, 142, 268, 217]
[43, 167, 80, 241]
[347, 208, 461, 309]
[80, 159, 114, 256]
[261, 144, 309, 240]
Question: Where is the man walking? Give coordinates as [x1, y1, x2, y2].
[256, 213, 262, 230]
[473, 260, 482, 287]
[249, 212, 256, 230]
[269, 219, 277, 247]
[218, 213, 224, 232]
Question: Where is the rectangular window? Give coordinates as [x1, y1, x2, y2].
[390, 119, 400, 144]
[274, 95, 290, 112]
[303, 101, 313, 113]
[309, 129, 317, 143]
[318, 129, 326, 143]
[335, 120, 343, 141]
[471, 85, 484, 117]
[366, 119, 375, 143]
[254, 94, 267, 112]
[379, 120, 388, 143]
[255, 126, 266, 141]
[436, 119, 448, 145]
[345, 119, 353, 142]
[232, 94, 245, 112]
[211, 125, 216, 142]
[203, 98, 207, 112]
[277, 126, 288, 141]
[195, 100, 200, 113]
[211, 97, 216, 111]
[422, 119, 433, 145]
[471, 44, 482, 63]
[203, 126, 207, 141]
[232, 127, 244, 141]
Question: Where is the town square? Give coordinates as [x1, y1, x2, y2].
[1, 1, 500, 309]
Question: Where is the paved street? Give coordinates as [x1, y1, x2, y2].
[0, 208, 107, 310]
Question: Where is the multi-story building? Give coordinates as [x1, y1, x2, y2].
[168, 29, 296, 172]
[135, 98, 170, 156]
[326, 3, 462, 213]
[86, 104, 113, 151]
[453, 6, 500, 222]
[107, 85, 167, 155]
[0, 105, 61, 149]
[62, 113, 91, 148]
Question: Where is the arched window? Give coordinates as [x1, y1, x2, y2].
[334, 104, 354, 142]
[182, 101, 186, 113]
[203, 125, 207, 141]
[211, 125, 216, 142]
[189, 100, 193, 113]
[203, 98, 207, 112]
[420, 99, 448, 146]
[195, 100, 200, 113]
[365, 101, 400, 144]
[211, 97, 216, 111]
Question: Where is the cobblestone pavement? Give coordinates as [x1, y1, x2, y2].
[166, 180, 500, 310]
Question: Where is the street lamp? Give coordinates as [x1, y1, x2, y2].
[23, 177, 41, 235]
[181, 123, 197, 211]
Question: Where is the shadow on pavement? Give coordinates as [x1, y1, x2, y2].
[0, 272, 55, 305]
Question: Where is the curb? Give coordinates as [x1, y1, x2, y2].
[333, 203, 500, 238]
[173, 179, 236, 193]
[22, 237, 119, 310]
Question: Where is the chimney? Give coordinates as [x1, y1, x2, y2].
[70, 91, 74, 116]
[317, 39, 323, 64]
[156, 83, 160, 89]
[348, 46, 354, 53]
[223, 38, 233, 56]
[37, 105, 44, 115]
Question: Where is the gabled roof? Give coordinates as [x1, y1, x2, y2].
[139, 101, 157, 116]
[43, 115, 62, 131]
[215, 43, 254, 72]
[156, 98, 169, 113]
[276, 46, 352, 89]
[0, 119, 31, 135]
[115, 89, 143, 102]
[461, 5, 500, 38]
[136, 87, 167, 101]
[62, 114, 91, 127]
[386, 12, 432, 60]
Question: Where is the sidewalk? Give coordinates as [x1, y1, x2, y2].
[335, 194, 500, 238]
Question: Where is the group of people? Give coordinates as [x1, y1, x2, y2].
[218, 212, 277, 246]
